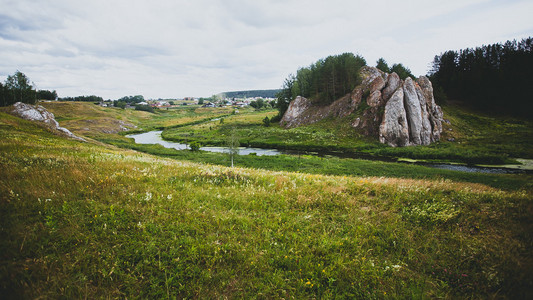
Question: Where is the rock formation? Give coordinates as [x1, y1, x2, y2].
[11, 102, 86, 141]
[281, 66, 443, 147]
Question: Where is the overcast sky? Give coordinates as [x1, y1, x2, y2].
[1, 0, 531, 99]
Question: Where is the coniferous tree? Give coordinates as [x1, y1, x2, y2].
[429, 37, 533, 116]
[376, 58, 391, 73]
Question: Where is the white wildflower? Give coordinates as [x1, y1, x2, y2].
[144, 192, 152, 201]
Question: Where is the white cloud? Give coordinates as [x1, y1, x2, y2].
[0, 0, 531, 99]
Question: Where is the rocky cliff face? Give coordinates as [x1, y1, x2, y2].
[280, 66, 443, 147]
[11, 102, 86, 141]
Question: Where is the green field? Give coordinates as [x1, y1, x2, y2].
[1, 102, 532, 298]
[159, 105, 533, 165]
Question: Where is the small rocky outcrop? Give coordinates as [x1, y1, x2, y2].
[11, 102, 86, 141]
[281, 66, 443, 147]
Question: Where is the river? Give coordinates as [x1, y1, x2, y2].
[127, 131, 287, 156]
[127, 131, 526, 174]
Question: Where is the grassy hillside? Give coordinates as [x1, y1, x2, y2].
[1, 107, 532, 298]
[40, 101, 234, 139]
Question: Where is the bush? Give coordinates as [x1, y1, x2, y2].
[135, 105, 154, 113]
[262, 116, 271, 127]
[270, 114, 282, 123]
[189, 141, 201, 151]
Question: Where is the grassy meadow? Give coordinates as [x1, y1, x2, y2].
[160, 105, 533, 165]
[1, 102, 532, 298]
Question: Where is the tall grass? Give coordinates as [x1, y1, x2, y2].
[1, 112, 532, 298]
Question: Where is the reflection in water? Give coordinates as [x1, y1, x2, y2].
[127, 131, 524, 174]
[127, 131, 284, 156]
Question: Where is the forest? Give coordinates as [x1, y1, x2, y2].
[429, 37, 533, 116]
[220, 89, 281, 99]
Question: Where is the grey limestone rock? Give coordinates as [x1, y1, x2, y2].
[379, 88, 410, 147]
[281, 67, 444, 147]
[11, 102, 86, 141]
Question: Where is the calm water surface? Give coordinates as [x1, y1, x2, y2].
[127, 131, 524, 174]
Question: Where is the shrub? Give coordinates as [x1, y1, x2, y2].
[189, 141, 201, 151]
[262, 116, 271, 127]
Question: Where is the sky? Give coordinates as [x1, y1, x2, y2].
[1, 0, 532, 99]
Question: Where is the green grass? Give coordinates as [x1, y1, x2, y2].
[102, 136, 532, 192]
[160, 104, 533, 165]
[40, 101, 235, 139]
[1, 110, 532, 298]
[40, 101, 533, 165]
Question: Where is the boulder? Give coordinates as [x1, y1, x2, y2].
[11, 102, 85, 141]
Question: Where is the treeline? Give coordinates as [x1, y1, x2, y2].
[116, 95, 144, 103]
[275, 53, 366, 119]
[59, 95, 104, 102]
[221, 89, 281, 99]
[375, 58, 415, 80]
[292, 53, 366, 105]
[429, 37, 533, 116]
[0, 71, 35, 106]
[0, 71, 58, 106]
[275, 53, 416, 118]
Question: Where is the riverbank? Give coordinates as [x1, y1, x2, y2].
[159, 105, 533, 166]
[128, 130, 532, 175]
[101, 134, 533, 192]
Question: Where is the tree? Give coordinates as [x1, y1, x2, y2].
[0, 82, 6, 106]
[262, 116, 271, 127]
[278, 53, 366, 109]
[390, 63, 415, 80]
[135, 105, 154, 113]
[189, 141, 201, 151]
[211, 94, 220, 103]
[4, 71, 37, 105]
[198, 98, 205, 105]
[59, 95, 104, 102]
[429, 37, 533, 116]
[376, 58, 390, 73]
[275, 75, 295, 118]
[115, 101, 126, 109]
[226, 127, 240, 167]
[250, 98, 265, 110]
[37, 89, 58, 100]
[117, 95, 144, 104]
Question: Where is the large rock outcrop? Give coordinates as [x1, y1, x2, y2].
[11, 102, 86, 141]
[281, 66, 443, 147]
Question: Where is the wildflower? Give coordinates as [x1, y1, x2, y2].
[144, 192, 152, 201]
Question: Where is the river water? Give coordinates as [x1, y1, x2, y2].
[127, 131, 525, 174]
[127, 131, 286, 156]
